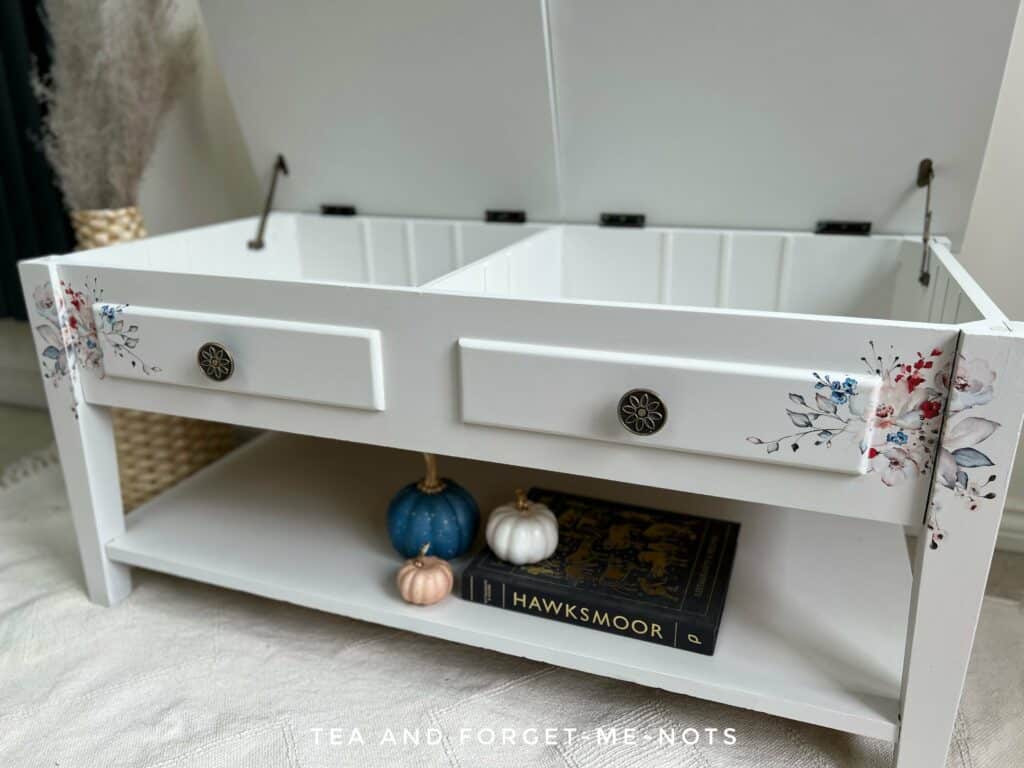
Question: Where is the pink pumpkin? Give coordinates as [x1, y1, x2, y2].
[396, 544, 453, 606]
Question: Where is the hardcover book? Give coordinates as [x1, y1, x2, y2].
[461, 489, 740, 655]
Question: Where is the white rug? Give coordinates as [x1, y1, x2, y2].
[0, 453, 1020, 767]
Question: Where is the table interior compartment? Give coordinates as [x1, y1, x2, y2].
[53, 213, 546, 288]
[428, 225, 997, 325]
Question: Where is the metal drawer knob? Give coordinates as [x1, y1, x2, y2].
[618, 389, 666, 435]
[197, 342, 233, 382]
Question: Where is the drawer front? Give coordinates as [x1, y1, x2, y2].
[93, 305, 384, 410]
[459, 338, 884, 474]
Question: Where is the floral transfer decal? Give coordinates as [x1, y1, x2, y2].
[32, 277, 160, 415]
[926, 353, 1001, 549]
[747, 342, 947, 486]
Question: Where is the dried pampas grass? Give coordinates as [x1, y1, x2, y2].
[33, 0, 197, 210]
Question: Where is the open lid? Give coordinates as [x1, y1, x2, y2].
[201, 0, 1020, 245]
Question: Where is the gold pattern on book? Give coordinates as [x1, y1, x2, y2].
[519, 493, 704, 609]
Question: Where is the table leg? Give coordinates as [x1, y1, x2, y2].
[18, 261, 130, 606]
[895, 324, 1024, 767]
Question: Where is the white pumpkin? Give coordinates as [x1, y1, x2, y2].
[486, 490, 559, 565]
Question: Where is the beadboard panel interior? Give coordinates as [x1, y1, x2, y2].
[888, 242, 993, 325]
[431, 227, 933, 321]
[56, 215, 542, 288]
[58, 213, 999, 327]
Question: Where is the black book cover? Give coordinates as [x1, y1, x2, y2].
[461, 488, 740, 655]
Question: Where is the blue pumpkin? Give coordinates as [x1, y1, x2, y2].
[387, 454, 479, 559]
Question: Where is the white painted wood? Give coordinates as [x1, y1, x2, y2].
[726, 234, 784, 312]
[55, 214, 544, 289]
[459, 223, 546, 267]
[775, 236, 794, 311]
[52, 214, 1004, 327]
[90, 305, 385, 411]
[889, 242, 939, 324]
[200, 0, 561, 220]
[546, 1, 1018, 244]
[717, 233, 732, 307]
[16, 261, 131, 605]
[658, 232, 673, 305]
[434, 225, 950, 322]
[106, 432, 911, 741]
[365, 218, 407, 287]
[669, 231, 720, 308]
[930, 240, 1004, 323]
[406, 221, 451, 285]
[420, 229, 557, 296]
[783, 236, 904, 319]
[58, 257, 964, 526]
[896, 323, 1024, 767]
[929, 266, 952, 325]
[459, 338, 882, 475]
[199, 2, 1017, 241]
[941, 277, 961, 325]
[562, 227, 663, 304]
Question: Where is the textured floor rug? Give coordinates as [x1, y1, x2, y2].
[0, 451, 1021, 767]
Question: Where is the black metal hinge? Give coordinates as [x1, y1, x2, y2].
[815, 220, 872, 236]
[485, 210, 527, 224]
[321, 204, 357, 216]
[600, 212, 645, 228]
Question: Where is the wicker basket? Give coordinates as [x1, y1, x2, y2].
[70, 207, 148, 247]
[72, 207, 237, 511]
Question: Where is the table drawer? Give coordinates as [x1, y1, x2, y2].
[459, 338, 883, 475]
[92, 304, 385, 410]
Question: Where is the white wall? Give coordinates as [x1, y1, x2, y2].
[960, 3, 1024, 548]
[962, 6, 1024, 319]
[137, 0, 260, 235]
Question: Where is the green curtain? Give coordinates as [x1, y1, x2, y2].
[0, 0, 72, 321]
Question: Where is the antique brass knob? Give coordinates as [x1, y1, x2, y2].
[617, 389, 666, 435]
[197, 342, 233, 382]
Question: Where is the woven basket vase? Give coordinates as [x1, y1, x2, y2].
[71, 207, 237, 511]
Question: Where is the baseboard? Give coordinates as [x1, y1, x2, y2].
[0, 370, 47, 409]
[0, 320, 45, 409]
[999, 498, 1024, 553]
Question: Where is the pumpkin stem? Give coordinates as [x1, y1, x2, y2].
[418, 453, 446, 494]
[515, 488, 529, 512]
[418, 542, 431, 559]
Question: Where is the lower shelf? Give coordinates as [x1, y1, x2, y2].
[106, 432, 911, 741]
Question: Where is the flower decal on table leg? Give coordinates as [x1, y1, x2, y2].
[32, 277, 161, 416]
[924, 352, 1002, 549]
[746, 340, 1003, 549]
[747, 342, 947, 486]
[33, 282, 69, 387]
